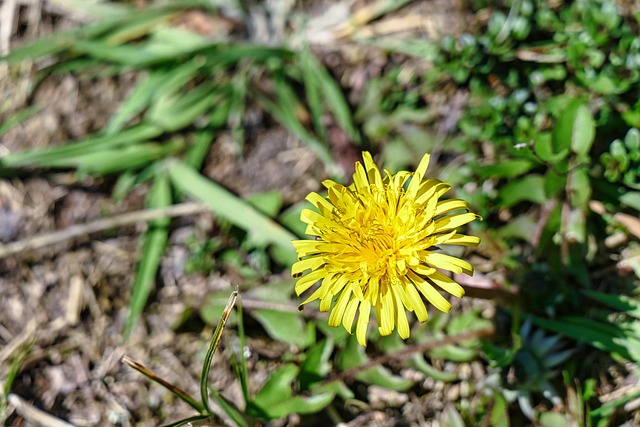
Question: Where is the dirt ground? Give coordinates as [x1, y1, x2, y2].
[0, 2, 500, 426]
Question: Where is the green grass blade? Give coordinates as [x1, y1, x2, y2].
[184, 130, 215, 170]
[255, 87, 337, 174]
[124, 173, 172, 337]
[0, 123, 162, 169]
[583, 290, 640, 319]
[162, 414, 211, 427]
[2, 1, 210, 63]
[300, 47, 360, 144]
[201, 291, 237, 416]
[104, 71, 165, 134]
[0, 106, 41, 137]
[167, 160, 297, 253]
[209, 389, 251, 427]
[72, 140, 184, 175]
[235, 296, 250, 403]
[122, 355, 205, 414]
[531, 316, 640, 363]
[47, 0, 131, 21]
[147, 84, 219, 132]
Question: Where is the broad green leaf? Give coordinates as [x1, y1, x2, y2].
[338, 336, 414, 391]
[168, 160, 297, 253]
[300, 339, 334, 389]
[553, 100, 595, 156]
[311, 380, 354, 400]
[533, 132, 568, 163]
[538, 412, 571, 427]
[430, 344, 477, 362]
[476, 159, 534, 179]
[620, 192, 640, 212]
[498, 175, 547, 207]
[408, 354, 457, 382]
[125, 173, 171, 337]
[250, 364, 298, 410]
[490, 392, 510, 427]
[256, 392, 335, 419]
[251, 309, 312, 348]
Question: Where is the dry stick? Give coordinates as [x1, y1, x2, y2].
[325, 325, 495, 384]
[0, 202, 210, 259]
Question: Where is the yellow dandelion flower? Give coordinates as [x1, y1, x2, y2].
[292, 151, 480, 346]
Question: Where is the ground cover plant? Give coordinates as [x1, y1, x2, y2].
[1, 0, 639, 425]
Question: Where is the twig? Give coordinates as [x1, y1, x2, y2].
[0, 202, 211, 258]
[325, 325, 495, 384]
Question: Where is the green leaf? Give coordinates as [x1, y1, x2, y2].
[44, 0, 130, 21]
[338, 336, 414, 391]
[245, 190, 283, 218]
[255, 392, 335, 420]
[553, 101, 595, 156]
[73, 139, 184, 175]
[476, 159, 534, 179]
[489, 392, 510, 427]
[583, 290, 640, 319]
[250, 364, 297, 411]
[300, 339, 334, 389]
[498, 174, 547, 207]
[0, 123, 162, 169]
[0, 106, 41, 137]
[251, 309, 313, 348]
[168, 160, 297, 253]
[430, 344, 477, 362]
[538, 412, 571, 427]
[124, 173, 171, 337]
[147, 84, 219, 132]
[620, 192, 640, 212]
[299, 47, 360, 144]
[408, 354, 457, 382]
[531, 315, 640, 363]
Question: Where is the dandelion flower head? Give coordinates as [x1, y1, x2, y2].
[292, 152, 480, 346]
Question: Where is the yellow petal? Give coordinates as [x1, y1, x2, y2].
[409, 271, 452, 313]
[433, 212, 478, 233]
[394, 289, 410, 339]
[294, 269, 325, 295]
[429, 270, 465, 298]
[441, 233, 481, 247]
[423, 252, 473, 275]
[356, 300, 371, 346]
[342, 297, 360, 333]
[434, 199, 468, 216]
[328, 287, 352, 326]
[292, 256, 325, 276]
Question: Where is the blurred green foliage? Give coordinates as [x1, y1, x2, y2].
[2, 0, 640, 425]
